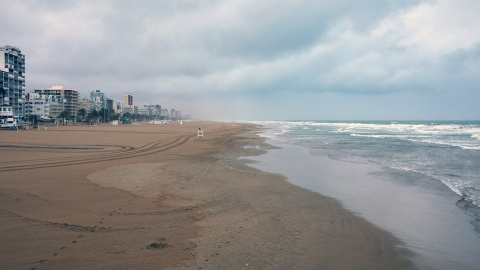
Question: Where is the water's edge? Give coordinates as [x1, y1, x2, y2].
[242, 124, 480, 270]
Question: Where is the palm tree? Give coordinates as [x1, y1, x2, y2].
[27, 114, 38, 128]
[78, 108, 87, 124]
[99, 108, 109, 123]
[58, 111, 69, 125]
[89, 109, 99, 124]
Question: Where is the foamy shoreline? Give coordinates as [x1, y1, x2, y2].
[249, 121, 480, 269]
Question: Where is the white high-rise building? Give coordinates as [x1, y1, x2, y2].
[24, 93, 51, 120]
[34, 85, 78, 119]
[0, 45, 26, 117]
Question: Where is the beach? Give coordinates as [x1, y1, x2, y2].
[0, 122, 414, 269]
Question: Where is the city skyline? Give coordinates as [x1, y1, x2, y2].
[31, 85, 182, 120]
[1, 43, 185, 121]
[2, 0, 480, 120]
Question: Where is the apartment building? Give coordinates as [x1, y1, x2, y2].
[34, 85, 78, 119]
[170, 109, 181, 120]
[24, 93, 50, 120]
[124, 93, 133, 108]
[90, 90, 105, 110]
[0, 45, 25, 117]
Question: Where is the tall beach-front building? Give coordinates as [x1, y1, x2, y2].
[123, 93, 135, 114]
[0, 46, 26, 117]
[124, 93, 133, 108]
[34, 85, 78, 120]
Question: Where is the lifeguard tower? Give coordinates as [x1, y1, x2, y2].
[197, 128, 204, 138]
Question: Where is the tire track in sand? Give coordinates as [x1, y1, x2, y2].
[0, 135, 190, 172]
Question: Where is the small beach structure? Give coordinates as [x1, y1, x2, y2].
[0, 104, 17, 129]
[197, 128, 204, 138]
[149, 120, 171, 125]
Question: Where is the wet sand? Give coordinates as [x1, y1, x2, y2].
[0, 122, 414, 269]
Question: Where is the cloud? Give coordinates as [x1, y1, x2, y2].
[1, 0, 479, 119]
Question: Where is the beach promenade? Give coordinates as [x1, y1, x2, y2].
[0, 122, 414, 269]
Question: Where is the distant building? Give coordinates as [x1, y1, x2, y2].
[34, 85, 78, 119]
[90, 90, 105, 110]
[124, 93, 133, 108]
[105, 98, 113, 111]
[154, 105, 162, 116]
[122, 106, 134, 115]
[0, 46, 26, 117]
[26, 91, 66, 119]
[161, 109, 169, 119]
[143, 104, 162, 117]
[144, 104, 162, 118]
[78, 97, 94, 112]
[113, 101, 122, 114]
[170, 109, 181, 120]
[25, 93, 50, 120]
[138, 107, 153, 117]
[138, 108, 148, 116]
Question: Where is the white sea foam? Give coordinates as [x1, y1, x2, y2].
[307, 122, 477, 136]
[387, 165, 474, 204]
[409, 138, 480, 150]
[435, 176, 480, 207]
[350, 134, 421, 139]
[254, 120, 480, 239]
[252, 121, 480, 147]
[303, 122, 480, 150]
[388, 165, 419, 174]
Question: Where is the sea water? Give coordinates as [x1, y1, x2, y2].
[246, 121, 480, 270]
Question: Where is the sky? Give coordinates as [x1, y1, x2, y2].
[2, 0, 480, 120]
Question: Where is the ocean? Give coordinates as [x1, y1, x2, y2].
[246, 120, 480, 270]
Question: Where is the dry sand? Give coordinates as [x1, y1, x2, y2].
[0, 122, 414, 269]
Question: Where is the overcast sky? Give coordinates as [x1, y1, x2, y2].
[2, 0, 480, 120]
